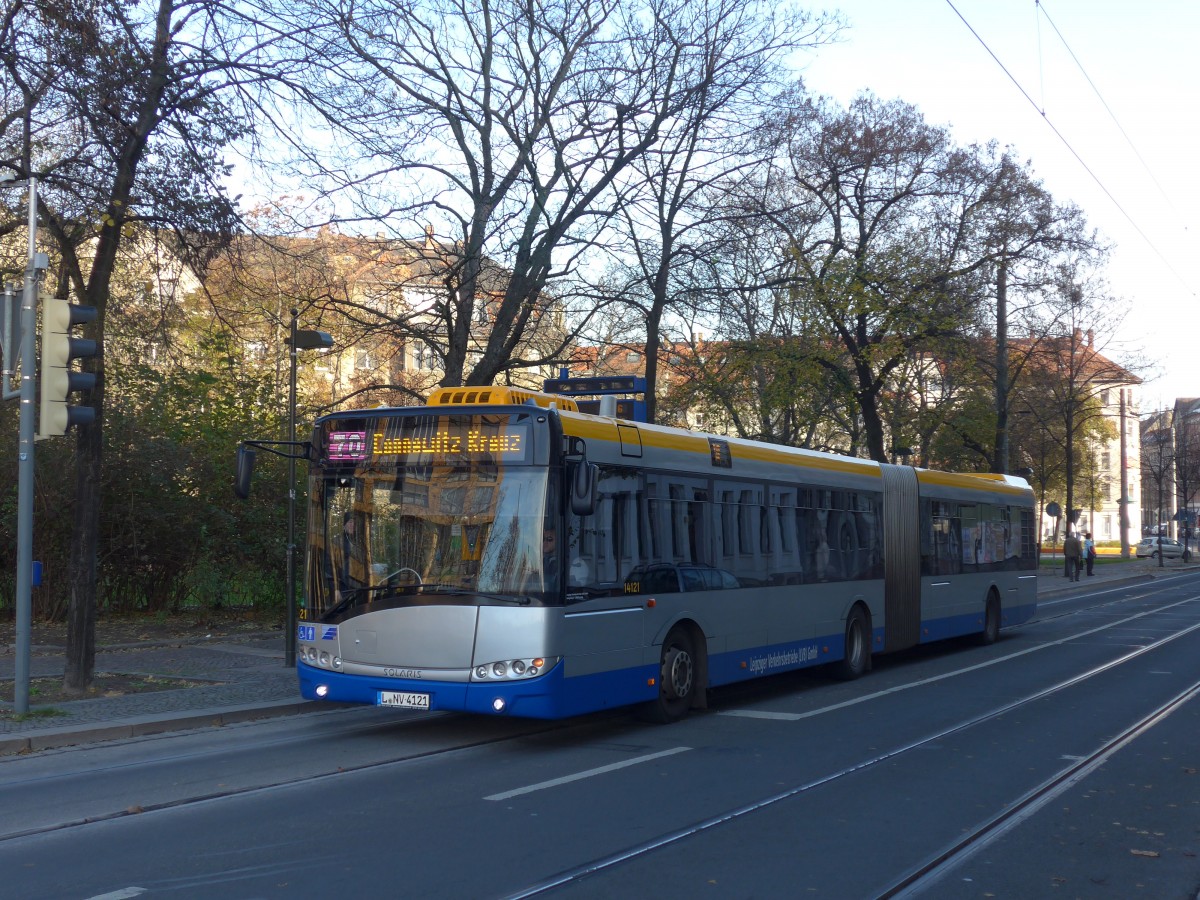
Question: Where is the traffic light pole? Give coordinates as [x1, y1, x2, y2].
[14, 176, 44, 715]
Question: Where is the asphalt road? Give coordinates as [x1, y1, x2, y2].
[1, 571, 1198, 900]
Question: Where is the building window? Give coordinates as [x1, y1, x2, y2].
[414, 344, 439, 371]
[355, 349, 374, 370]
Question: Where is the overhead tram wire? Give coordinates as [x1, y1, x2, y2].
[943, 0, 1196, 298]
[1035, 0, 1182, 223]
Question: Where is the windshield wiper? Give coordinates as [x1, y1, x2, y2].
[324, 583, 533, 618]
[321, 581, 418, 619]
[322, 590, 364, 621]
[418, 584, 533, 605]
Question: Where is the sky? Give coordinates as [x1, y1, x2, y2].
[796, 0, 1199, 413]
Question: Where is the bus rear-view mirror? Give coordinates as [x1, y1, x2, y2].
[234, 445, 257, 499]
[569, 459, 598, 516]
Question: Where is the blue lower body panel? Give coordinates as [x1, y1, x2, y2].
[298, 602, 1036, 720]
[918, 600, 1038, 644]
[708, 635, 840, 687]
[298, 660, 658, 719]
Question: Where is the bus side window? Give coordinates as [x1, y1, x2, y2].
[680, 567, 705, 591]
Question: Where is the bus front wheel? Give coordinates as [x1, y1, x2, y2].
[646, 627, 697, 723]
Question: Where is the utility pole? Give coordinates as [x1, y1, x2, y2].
[8, 175, 47, 715]
[1119, 387, 1131, 559]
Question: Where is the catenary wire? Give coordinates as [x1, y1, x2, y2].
[1035, 0, 1181, 222]
[943, 0, 1195, 297]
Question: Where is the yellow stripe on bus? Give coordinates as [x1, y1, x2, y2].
[561, 415, 880, 478]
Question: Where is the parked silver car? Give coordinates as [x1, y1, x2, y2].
[1135, 536, 1185, 559]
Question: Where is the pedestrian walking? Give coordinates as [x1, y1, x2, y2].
[1063, 531, 1083, 582]
[1084, 532, 1096, 576]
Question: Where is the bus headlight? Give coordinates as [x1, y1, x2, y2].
[470, 656, 558, 681]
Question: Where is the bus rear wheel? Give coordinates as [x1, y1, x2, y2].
[646, 627, 697, 723]
[977, 593, 1001, 645]
[833, 606, 870, 680]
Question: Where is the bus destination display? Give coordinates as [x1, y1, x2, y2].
[371, 418, 531, 462]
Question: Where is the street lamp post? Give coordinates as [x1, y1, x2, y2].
[285, 310, 333, 667]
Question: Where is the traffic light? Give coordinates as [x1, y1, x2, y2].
[37, 292, 98, 439]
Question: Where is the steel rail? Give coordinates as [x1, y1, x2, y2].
[503, 606, 1200, 899]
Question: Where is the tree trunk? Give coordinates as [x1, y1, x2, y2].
[62, 0, 173, 693]
[62, 409, 103, 695]
[858, 387, 888, 463]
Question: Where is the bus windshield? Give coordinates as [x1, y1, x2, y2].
[306, 461, 555, 618]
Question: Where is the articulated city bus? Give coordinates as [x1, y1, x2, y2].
[288, 387, 1037, 722]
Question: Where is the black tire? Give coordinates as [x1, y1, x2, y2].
[646, 627, 697, 723]
[977, 593, 1000, 646]
[832, 606, 870, 680]
[1152, 551, 1160, 559]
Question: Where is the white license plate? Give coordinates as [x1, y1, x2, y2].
[378, 691, 430, 710]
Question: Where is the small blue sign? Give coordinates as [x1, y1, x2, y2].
[321, 626, 338, 640]
[298, 625, 316, 642]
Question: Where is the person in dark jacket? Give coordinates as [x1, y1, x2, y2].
[1063, 531, 1082, 582]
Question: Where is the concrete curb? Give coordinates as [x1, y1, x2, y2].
[0, 698, 340, 757]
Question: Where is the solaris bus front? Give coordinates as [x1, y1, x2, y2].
[295, 399, 597, 718]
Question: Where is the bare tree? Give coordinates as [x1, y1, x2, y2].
[976, 152, 1098, 474]
[755, 91, 1028, 462]
[1015, 268, 1134, 552]
[1141, 411, 1174, 568]
[600, 2, 838, 423]
[266, 0, 823, 390]
[1, 0, 249, 692]
[1172, 398, 1200, 559]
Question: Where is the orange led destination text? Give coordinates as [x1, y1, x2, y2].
[372, 431, 523, 456]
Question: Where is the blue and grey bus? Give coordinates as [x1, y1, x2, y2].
[288, 386, 1037, 722]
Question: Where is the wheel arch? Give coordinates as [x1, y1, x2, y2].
[654, 616, 709, 710]
[847, 598, 873, 643]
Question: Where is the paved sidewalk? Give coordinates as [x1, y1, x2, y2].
[0, 629, 330, 755]
[1, 556, 1196, 755]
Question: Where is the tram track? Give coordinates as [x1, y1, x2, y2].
[501, 601, 1200, 899]
[0, 713, 571, 843]
[3, 586, 1198, 861]
[880, 676, 1200, 898]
